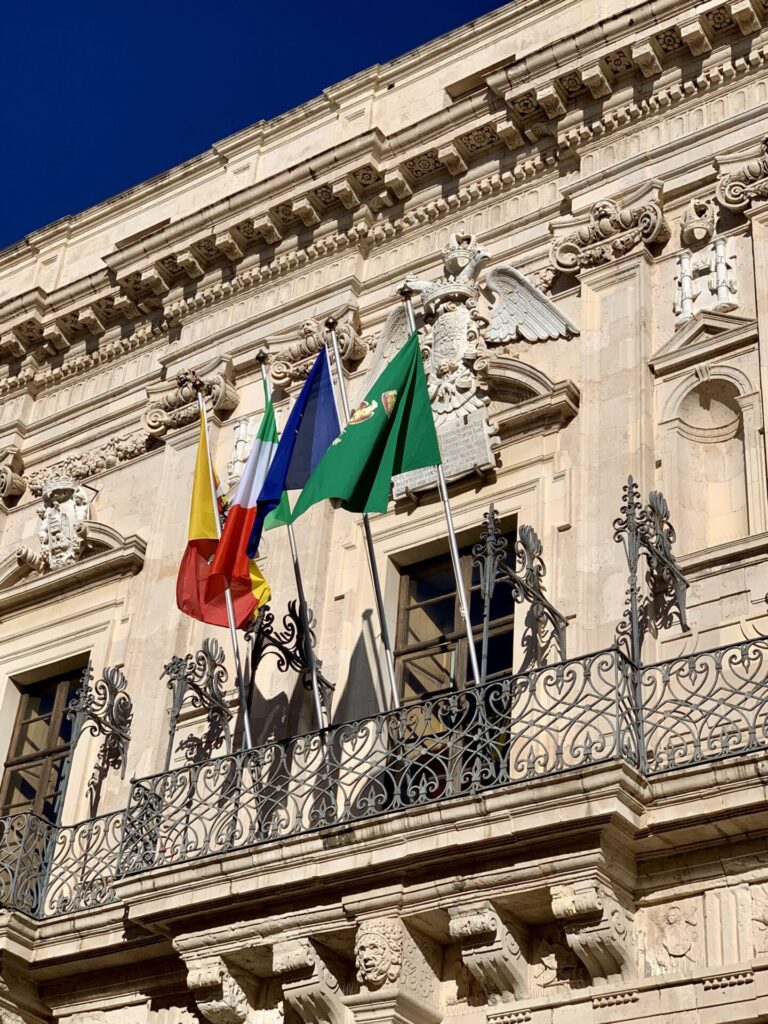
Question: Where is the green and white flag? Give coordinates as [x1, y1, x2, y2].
[290, 333, 441, 520]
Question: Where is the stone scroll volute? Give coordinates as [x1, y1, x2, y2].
[447, 902, 528, 1003]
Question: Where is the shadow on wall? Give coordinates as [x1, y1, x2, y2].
[335, 608, 388, 725]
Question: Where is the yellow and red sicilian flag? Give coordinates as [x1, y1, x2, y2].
[176, 414, 270, 628]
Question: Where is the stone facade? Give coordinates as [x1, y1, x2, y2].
[1, 1, 768, 1022]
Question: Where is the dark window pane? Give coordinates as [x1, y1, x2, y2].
[21, 682, 58, 721]
[407, 557, 455, 604]
[12, 717, 51, 759]
[402, 597, 456, 646]
[402, 646, 457, 701]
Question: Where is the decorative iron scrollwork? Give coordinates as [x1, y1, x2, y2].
[613, 475, 689, 664]
[245, 600, 334, 719]
[162, 638, 233, 769]
[65, 663, 133, 818]
[472, 505, 567, 678]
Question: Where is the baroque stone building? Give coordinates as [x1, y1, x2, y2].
[1, 0, 768, 1021]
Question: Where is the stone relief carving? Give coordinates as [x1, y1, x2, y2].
[716, 136, 768, 212]
[16, 478, 91, 573]
[680, 198, 716, 247]
[143, 357, 238, 437]
[751, 884, 768, 955]
[25, 431, 151, 496]
[531, 929, 587, 994]
[186, 957, 257, 1024]
[270, 316, 366, 390]
[550, 882, 635, 984]
[645, 902, 699, 976]
[448, 902, 528, 1003]
[355, 920, 402, 989]
[0, 448, 25, 504]
[396, 233, 577, 423]
[674, 236, 738, 325]
[273, 937, 349, 1024]
[549, 184, 669, 279]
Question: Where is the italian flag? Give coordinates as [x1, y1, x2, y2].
[204, 383, 277, 618]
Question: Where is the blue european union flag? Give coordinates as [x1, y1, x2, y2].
[246, 347, 340, 557]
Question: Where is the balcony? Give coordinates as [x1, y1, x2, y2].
[1, 634, 766, 922]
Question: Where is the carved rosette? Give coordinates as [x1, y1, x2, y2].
[448, 903, 528, 1003]
[717, 137, 768, 212]
[270, 317, 367, 389]
[550, 189, 669, 279]
[143, 356, 239, 437]
[550, 881, 636, 985]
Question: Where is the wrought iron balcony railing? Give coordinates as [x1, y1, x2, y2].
[0, 636, 766, 921]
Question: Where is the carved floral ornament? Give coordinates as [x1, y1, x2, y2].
[716, 135, 768, 212]
[549, 184, 670, 279]
[270, 315, 367, 389]
[143, 355, 239, 437]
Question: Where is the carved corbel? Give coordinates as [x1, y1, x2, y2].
[270, 316, 366, 389]
[549, 180, 669, 281]
[77, 305, 107, 335]
[716, 136, 768, 212]
[177, 249, 205, 279]
[41, 322, 70, 355]
[631, 40, 662, 77]
[273, 937, 351, 1024]
[186, 956, 258, 1024]
[491, 114, 525, 150]
[680, 16, 712, 55]
[254, 212, 283, 243]
[534, 83, 566, 119]
[293, 196, 322, 227]
[437, 143, 467, 177]
[728, 0, 761, 34]
[346, 919, 442, 1024]
[143, 355, 239, 437]
[550, 882, 635, 985]
[447, 903, 528, 1003]
[0, 328, 27, 359]
[581, 63, 612, 99]
[215, 230, 245, 261]
[0, 449, 26, 505]
[332, 176, 363, 211]
[384, 168, 412, 199]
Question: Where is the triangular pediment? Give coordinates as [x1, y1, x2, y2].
[650, 311, 757, 376]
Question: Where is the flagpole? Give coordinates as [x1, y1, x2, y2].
[259, 358, 328, 731]
[195, 389, 254, 748]
[398, 287, 482, 688]
[325, 318, 401, 711]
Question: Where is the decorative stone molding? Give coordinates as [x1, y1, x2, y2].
[680, 198, 716, 247]
[143, 356, 238, 437]
[447, 903, 528, 1002]
[549, 182, 669, 280]
[186, 957, 256, 1024]
[355, 920, 403, 991]
[550, 881, 636, 984]
[273, 938, 350, 1024]
[0, 448, 25, 505]
[751, 882, 768, 954]
[644, 900, 700, 977]
[270, 316, 366, 390]
[674, 236, 738, 326]
[19, 478, 91, 572]
[0, 522, 146, 615]
[348, 919, 441, 1024]
[25, 430, 151, 496]
[716, 137, 768, 211]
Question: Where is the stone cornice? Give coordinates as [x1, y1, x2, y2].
[0, 1, 765, 403]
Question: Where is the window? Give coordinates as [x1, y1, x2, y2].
[395, 524, 517, 702]
[0, 669, 83, 823]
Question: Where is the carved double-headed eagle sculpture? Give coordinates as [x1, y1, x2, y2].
[370, 233, 579, 421]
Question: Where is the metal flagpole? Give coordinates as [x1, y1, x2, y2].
[195, 389, 254, 749]
[398, 287, 482, 687]
[325, 317, 401, 711]
[260, 359, 327, 731]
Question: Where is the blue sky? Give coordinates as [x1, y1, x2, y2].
[1, 0, 503, 252]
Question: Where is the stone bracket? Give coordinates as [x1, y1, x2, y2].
[273, 937, 351, 1024]
[550, 881, 635, 985]
[448, 902, 528, 1002]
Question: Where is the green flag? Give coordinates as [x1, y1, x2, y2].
[290, 333, 441, 520]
